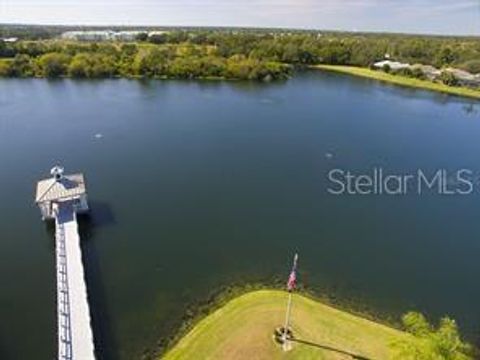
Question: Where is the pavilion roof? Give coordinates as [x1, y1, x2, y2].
[35, 173, 86, 203]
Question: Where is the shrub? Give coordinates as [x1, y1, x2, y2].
[0, 59, 12, 77]
[37, 52, 71, 77]
[391, 311, 475, 360]
[395, 67, 413, 77]
[439, 71, 459, 86]
[68, 53, 89, 77]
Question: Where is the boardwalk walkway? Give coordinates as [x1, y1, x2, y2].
[55, 202, 95, 360]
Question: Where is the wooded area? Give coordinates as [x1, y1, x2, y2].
[1, 26, 479, 80]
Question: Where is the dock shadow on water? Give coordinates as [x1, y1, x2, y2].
[0, 335, 10, 360]
[78, 202, 119, 360]
[290, 338, 372, 360]
[86, 201, 117, 228]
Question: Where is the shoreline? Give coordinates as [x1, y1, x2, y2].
[0, 68, 287, 83]
[312, 65, 480, 100]
[2, 66, 480, 101]
[150, 283, 403, 359]
[162, 289, 407, 360]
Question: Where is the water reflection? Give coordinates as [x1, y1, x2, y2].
[462, 103, 478, 115]
[0, 336, 9, 360]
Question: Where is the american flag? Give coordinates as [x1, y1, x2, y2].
[286, 253, 298, 292]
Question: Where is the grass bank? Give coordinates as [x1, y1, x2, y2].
[313, 65, 480, 100]
[163, 290, 408, 360]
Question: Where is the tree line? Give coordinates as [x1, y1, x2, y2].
[0, 41, 290, 80]
[0, 29, 479, 80]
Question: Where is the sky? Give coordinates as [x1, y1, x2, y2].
[1, 0, 479, 36]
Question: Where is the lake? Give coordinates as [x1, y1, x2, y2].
[0, 72, 479, 359]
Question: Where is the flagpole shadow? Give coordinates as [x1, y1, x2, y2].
[290, 338, 372, 360]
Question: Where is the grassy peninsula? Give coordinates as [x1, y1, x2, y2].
[164, 290, 406, 360]
[314, 65, 480, 100]
[163, 290, 475, 360]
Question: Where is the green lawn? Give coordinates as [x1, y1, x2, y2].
[163, 290, 408, 360]
[313, 65, 480, 100]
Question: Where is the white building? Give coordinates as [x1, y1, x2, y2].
[112, 31, 145, 41]
[148, 31, 168, 37]
[445, 68, 480, 87]
[1, 37, 18, 43]
[411, 64, 441, 80]
[373, 60, 410, 71]
[61, 31, 114, 41]
[61, 30, 144, 41]
[35, 166, 89, 220]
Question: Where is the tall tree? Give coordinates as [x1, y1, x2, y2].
[391, 312, 475, 360]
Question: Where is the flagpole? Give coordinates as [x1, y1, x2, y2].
[282, 291, 293, 351]
[282, 253, 298, 351]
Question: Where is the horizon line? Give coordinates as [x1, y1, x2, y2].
[1, 22, 479, 38]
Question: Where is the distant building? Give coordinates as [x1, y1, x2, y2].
[445, 68, 480, 88]
[373, 59, 480, 88]
[148, 31, 167, 37]
[1, 37, 18, 43]
[62, 31, 114, 41]
[373, 60, 410, 71]
[61, 30, 144, 42]
[411, 64, 441, 80]
[112, 31, 145, 41]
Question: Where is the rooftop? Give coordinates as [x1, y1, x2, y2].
[35, 173, 86, 203]
[373, 60, 410, 70]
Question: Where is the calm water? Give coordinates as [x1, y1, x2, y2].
[1, 72, 480, 359]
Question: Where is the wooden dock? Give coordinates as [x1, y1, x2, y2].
[55, 201, 95, 360]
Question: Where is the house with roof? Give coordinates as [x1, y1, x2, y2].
[445, 68, 480, 88]
[373, 60, 410, 71]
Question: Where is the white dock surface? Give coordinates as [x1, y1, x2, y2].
[56, 202, 95, 360]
